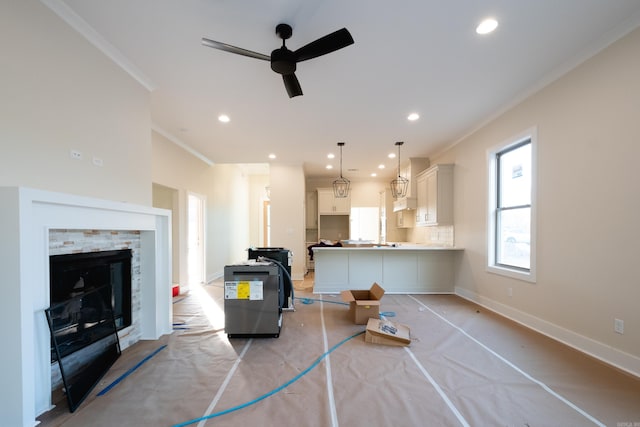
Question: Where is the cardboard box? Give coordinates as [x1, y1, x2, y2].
[365, 318, 411, 346]
[340, 283, 385, 324]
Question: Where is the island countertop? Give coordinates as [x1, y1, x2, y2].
[312, 245, 463, 294]
[312, 245, 464, 251]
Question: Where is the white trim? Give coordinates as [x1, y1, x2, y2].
[187, 191, 207, 286]
[152, 124, 215, 166]
[486, 127, 537, 283]
[40, 0, 156, 91]
[455, 286, 640, 379]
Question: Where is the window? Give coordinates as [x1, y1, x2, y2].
[350, 207, 379, 242]
[488, 129, 536, 282]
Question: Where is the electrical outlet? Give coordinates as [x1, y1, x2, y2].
[92, 156, 103, 167]
[70, 150, 82, 160]
[614, 318, 624, 334]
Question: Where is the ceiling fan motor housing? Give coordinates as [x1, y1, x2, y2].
[270, 47, 296, 74]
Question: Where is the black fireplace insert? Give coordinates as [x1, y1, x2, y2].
[47, 249, 132, 412]
[49, 249, 132, 344]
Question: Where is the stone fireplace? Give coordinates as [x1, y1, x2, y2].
[0, 187, 172, 427]
[48, 231, 141, 389]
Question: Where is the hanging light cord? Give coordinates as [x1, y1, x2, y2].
[397, 143, 401, 178]
[339, 142, 345, 178]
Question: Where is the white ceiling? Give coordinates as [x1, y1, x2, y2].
[48, 0, 640, 180]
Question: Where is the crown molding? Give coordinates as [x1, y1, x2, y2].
[151, 124, 214, 166]
[40, 0, 156, 91]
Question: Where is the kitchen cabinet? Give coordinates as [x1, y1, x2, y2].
[416, 164, 454, 226]
[317, 188, 350, 214]
[415, 171, 428, 225]
[396, 210, 414, 228]
[313, 246, 463, 293]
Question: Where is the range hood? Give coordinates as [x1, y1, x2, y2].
[393, 197, 417, 212]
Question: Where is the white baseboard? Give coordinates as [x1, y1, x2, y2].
[455, 286, 640, 379]
[207, 271, 223, 284]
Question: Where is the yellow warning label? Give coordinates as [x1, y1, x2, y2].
[237, 281, 250, 300]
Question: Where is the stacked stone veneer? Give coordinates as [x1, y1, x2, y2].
[48, 229, 142, 351]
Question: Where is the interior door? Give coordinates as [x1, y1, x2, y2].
[188, 193, 205, 286]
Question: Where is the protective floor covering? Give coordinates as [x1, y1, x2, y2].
[38, 276, 640, 427]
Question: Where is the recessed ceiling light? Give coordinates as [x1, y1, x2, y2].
[268, 153, 276, 159]
[370, 173, 377, 177]
[326, 165, 333, 170]
[218, 114, 230, 123]
[327, 153, 335, 159]
[378, 164, 385, 169]
[388, 153, 396, 159]
[476, 18, 498, 35]
[407, 113, 420, 121]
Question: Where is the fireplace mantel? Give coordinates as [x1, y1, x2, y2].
[0, 187, 172, 427]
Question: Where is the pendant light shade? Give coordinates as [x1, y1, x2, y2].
[333, 142, 350, 198]
[390, 141, 409, 199]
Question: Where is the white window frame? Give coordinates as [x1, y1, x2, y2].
[487, 127, 537, 283]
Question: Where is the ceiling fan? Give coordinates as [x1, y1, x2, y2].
[202, 23, 354, 98]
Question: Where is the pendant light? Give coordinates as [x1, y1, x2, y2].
[390, 141, 409, 199]
[332, 142, 350, 198]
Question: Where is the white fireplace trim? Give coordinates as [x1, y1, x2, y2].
[0, 187, 172, 427]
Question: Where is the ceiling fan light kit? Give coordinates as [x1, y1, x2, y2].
[202, 23, 354, 98]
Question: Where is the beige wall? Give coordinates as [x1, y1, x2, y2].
[0, 1, 152, 205]
[249, 174, 270, 247]
[434, 27, 640, 371]
[152, 183, 180, 284]
[270, 164, 306, 279]
[151, 131, 257, 283]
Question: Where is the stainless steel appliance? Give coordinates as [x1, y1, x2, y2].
[223, 261, 282, 338]
[247, 247, 293, 308]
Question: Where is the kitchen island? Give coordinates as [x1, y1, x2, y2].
[312, 245, 463, 294]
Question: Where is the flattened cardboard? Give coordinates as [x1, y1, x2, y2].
[365, 318, 411, 346]
[340, 283, 385, 324]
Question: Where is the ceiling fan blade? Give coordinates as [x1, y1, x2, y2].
[294, 28, 354, 62]
[201, 37, 270, 61]
[282, 74, 303, 98]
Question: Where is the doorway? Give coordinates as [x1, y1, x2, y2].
[263, 199, 270, 246]
[188, 193, 205, 286]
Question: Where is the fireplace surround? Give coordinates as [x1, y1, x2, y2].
[0, 187, 172, 427]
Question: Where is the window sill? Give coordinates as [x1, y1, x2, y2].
[487, 264, 536, 283]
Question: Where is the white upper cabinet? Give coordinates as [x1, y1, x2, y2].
[317, 188, 351, 215]
[415, 164, 454, 226]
